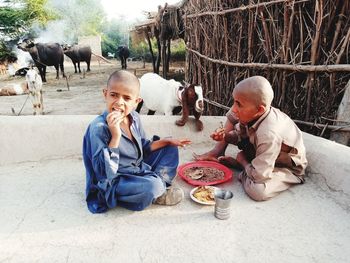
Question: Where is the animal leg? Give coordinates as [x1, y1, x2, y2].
[175, 95, 189, 126]
[40, 90, 44, 114]
[73, 63, 78, 73]
[77, 62, 81, 73]
[86, 60, 91, 71]
[39, 67, 46, 82]
[194, 111, 203, 131]
[54, 65, 59, 79]
[33, 104, 37, 115]
[147, 110, 156, 115]
[60, 61, 66, 78]
[136, 100, 143, 113]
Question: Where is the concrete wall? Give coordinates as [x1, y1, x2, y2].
[1, 115, 349, 199]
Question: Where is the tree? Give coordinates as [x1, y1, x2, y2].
[101, 18, 125, 57]
[0, 0, 55, 39]
[0, 0, 56, 58]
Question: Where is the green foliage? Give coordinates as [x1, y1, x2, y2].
[131, 41, 151, 57]
[0, 0, 57, 60]
[0, 0, 56, 39]
[101, 18, 126, 57]
[26, 0, 58, 25]
[0, 42, 11, 58]
[130, 38, 186, 61]
[170, 39, 186, 61]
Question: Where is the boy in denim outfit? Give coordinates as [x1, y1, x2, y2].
[83, 70, 190, 213]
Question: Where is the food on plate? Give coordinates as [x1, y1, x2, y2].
[183, 166, 225, 182]
[186, 168, 204, 179]
[193, 186, 215, 203]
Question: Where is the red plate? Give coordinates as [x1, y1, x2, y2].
[177, 161, 233, 186]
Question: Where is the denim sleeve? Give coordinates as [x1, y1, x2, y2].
[89, 125, 120, 184]
[142, 135, 160, 157]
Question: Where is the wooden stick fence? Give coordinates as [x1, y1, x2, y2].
[182, 0, 350, 138]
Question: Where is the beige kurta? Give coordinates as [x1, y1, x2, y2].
[226, 107, 308, 200]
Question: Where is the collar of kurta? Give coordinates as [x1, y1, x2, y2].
[248, 106, 272, 131]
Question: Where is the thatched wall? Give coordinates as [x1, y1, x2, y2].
[183, 0, 350, 135]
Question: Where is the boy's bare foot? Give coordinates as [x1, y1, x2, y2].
[217, 156, 243, 169]
[192, 152, 218, 162]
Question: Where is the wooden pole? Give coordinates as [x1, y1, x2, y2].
[186, 0, 310, 18]
[186, 47, 350, 72]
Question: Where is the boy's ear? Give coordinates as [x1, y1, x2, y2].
[257, 104, 266, 115]
[103, 88, 107, 98]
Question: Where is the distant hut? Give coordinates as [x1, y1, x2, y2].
[132, 2, 184, 78]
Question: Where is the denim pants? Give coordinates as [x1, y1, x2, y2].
[116, 145, 179, 211]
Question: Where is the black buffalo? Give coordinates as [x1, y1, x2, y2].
[117, 46, 130, 69]
[62, 44, 92, 73]
[17, 39, 65, 82]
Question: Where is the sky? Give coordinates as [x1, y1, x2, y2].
[100, 0, 181, 22]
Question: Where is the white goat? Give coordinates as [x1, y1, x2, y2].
[25, 68, 43, 115]
[138, 73, 204, 114]
[137, 73, 205, 131]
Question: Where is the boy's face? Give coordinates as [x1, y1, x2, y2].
[231, 89, 264, 125]
[103, 80, 141, 116]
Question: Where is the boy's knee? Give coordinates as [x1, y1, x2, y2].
[164, 145, 179, 156]
[145, 176, 166, 199]
[128, 178, 165, 211]
[243, 180, 270, 201]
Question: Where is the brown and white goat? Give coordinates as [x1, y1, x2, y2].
[25, 68, 43, 115]
[136, 73, 204, 131]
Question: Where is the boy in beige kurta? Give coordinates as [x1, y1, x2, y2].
[195, 76, 307, 201]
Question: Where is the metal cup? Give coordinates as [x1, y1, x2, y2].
[214, 189, 233, 220]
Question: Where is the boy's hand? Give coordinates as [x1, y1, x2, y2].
[210, 122, 225, 141]
[168, 138, 192, 147]
[210, 127, 225, 141]
[150, 138, 192, 152]
[107, 111, 124, 138]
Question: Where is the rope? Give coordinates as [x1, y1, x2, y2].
[14, 93, 30, 116]
[203, 98, 230, 110]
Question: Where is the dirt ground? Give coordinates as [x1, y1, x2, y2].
[0, 60, 185, 116]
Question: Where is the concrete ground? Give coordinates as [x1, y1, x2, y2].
[0, 116, 349, 263]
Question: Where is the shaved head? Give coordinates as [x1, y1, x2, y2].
[234, 76, 274, 107]
[107, 70, 140, 94]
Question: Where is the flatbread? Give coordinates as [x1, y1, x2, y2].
[193, 186, 215, 203]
